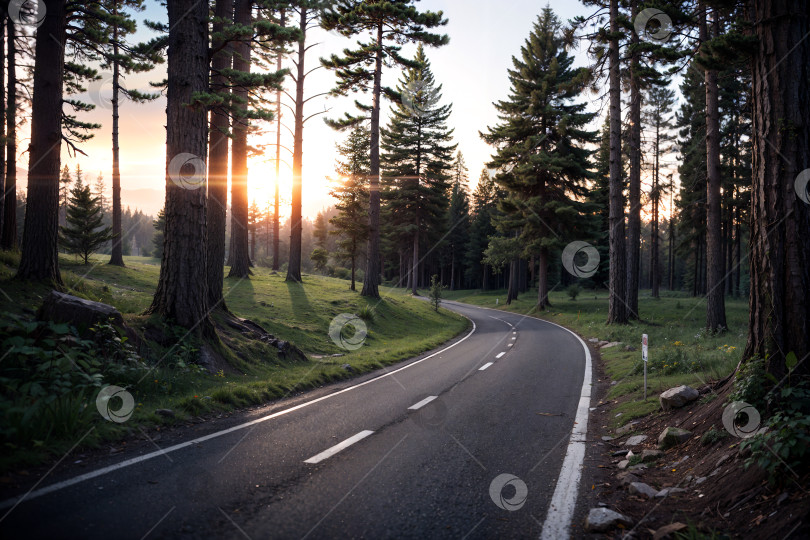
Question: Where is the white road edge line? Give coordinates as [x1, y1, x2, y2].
[495, 352, 505, 359]
[303, 430, 374, 464]
[408, 396, 438, 410]
[507, 344, 513, 348]
[0, 319, 478, 510]
[539, 320, 593, 540]
[478, 362, 493, 371]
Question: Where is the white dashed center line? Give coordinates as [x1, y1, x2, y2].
[408, 396, 438, 410]
[304, 430, 374, 464]
[496, 352, 506, 359]
[479, 362, 494, 371]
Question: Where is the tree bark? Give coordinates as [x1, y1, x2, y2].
[0, 19, 5, 244]
[17, 0, 66, 283]
[108, 8, 125, 267]
[1, 16, 16, 251]
[506, 258, 518, 305]
[537, 247, 549, 310]
[701, 3, 727, 331]
[206, 0, 232, 308]
[147, 0, 210, 331]
[606, 0, 627, 324]
[626, 0, 641, 318]
[744, 0, 810, 377]
[361, 22, 383, 298]
[229, 0, 253, 279]
[273, 10, 284, 271]
[650, 116, 661, 298]
[285, 6, 308, 282]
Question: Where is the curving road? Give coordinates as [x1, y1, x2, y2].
[0, 300, 591, 540]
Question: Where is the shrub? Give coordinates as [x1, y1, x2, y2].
[358, 305, 375, 322]
[566, 284, 582, 300]
[429, 275, 443, 312]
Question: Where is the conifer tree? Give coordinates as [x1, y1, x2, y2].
[59, 182, 114, 264]
[152, 207, 166, 260]
[446, 169, 470, 290]
[381, 45, 455, 295]
[322, 0, 448, 298]
[465, 169, 499, 290]
[329, 124, 370, 291]
[482, 7, 596, 310]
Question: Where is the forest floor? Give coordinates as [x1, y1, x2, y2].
[0, 252, 467, 472]
[442, 287, 809, 538]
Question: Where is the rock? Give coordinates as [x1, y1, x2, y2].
[625, 435, 648, 446]
[694, 476, 707, 485]
[652, 522, 687, 539]
[629, 464, 648, 471]
[601, 436, 615, 441]
[601, 341, 621, 349]
[588, 338, 600, 343]
[598, 340, 610, 347]
[617, 471, 641, 486]
[584, 508, 633, 532]
[628, 482, 658, 498]
[624, 345, 638, 352]
[716, 453, 732, 468]
[341, 364, 355, 373]
[155, 409, 175, 418]
[617, 460, 630, 470]
[658, 427, 692, 449]
[655, 487, 687, 498]
[612, 449, 630, 457]
[641, 449, 663, 462]
[37, 290, 125, 333]
[659, 385, 700, 411]
[616, 421, 640, 436]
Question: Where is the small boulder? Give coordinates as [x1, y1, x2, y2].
[659, 385, 700, 411]
[616, 471, 641, 486]
[584, 507, 633, 532]
[612, 449, 630, 457]
[641, 449, 663, 462]
[625, 434, 648, 446]
[616, 421, 640, 435]
[655, 487, 687, 498]
[617, 459, 630, 470]
[37, 290, 124, 332]
[628, 481, 658, 499]
[658, 427, 692, 449]
[341, 363, 355, 372]
[601, 341, 621, 349]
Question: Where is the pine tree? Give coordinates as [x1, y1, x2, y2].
[152, 207, 166, 260]
[322, 0, 449, 299]
[329, 124, 370, 291]
[446, 172, 470, 290]
[583, 119, 611, 287]
[482, 7, 596, 310]
[312, 211, 328, 249]
[465, 169, 499, 290]
[59, 183, 114, 264]
[643, 85, 676, 299]
[381, 45, 455, 295]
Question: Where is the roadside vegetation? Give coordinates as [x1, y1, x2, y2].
[0, 252, 467, 472]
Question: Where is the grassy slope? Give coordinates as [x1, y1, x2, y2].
[0, 252, 467, 469]
[442, 288, 747, 425]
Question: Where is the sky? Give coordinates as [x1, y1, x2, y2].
[22, 0, 681, 220]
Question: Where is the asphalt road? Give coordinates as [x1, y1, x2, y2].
[0, 300, 591, 540]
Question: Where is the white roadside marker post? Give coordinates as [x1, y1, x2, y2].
[642, 334, 648, 400]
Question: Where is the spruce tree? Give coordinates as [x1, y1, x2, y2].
[321, 0, 449, 299]
[330, 124, 370, 291]
[59, 183, 114, 264]
[482, 7, 596, 310]
[152, 207, 166, 260]
[381, 45, 455, 295]
[465, 169, 499, 290]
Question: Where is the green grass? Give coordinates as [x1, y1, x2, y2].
[0, 251, 468, 470]
[442, 287, 747, 425]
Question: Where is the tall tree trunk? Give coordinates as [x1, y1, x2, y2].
[506, 258, 518, 305]
[1, 16, 15, 251]
[273, 11, 284, 271]
[147, 0, 210, 331]
[668, 186, 675, 290]
[109, 10, 125, 267]
[606, 0, 627, 324]
[734, 204, 741, 298]
[229, 0, 253, 279]
[0, 19, 5, 244]
[651, 119, 660, 298]
[206, 0, 232, 308]
[537, 247, 549, 310]
[361, 22, 383, 298]
[350, 240, 356, 291]
[744, 0, 810, 377]
[17, 0, 66, 282]
[286, 6, 308, 282]
[411, 222, 418, 295]
[626, 0, 641, 318]
[701, 3, 727, 331]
